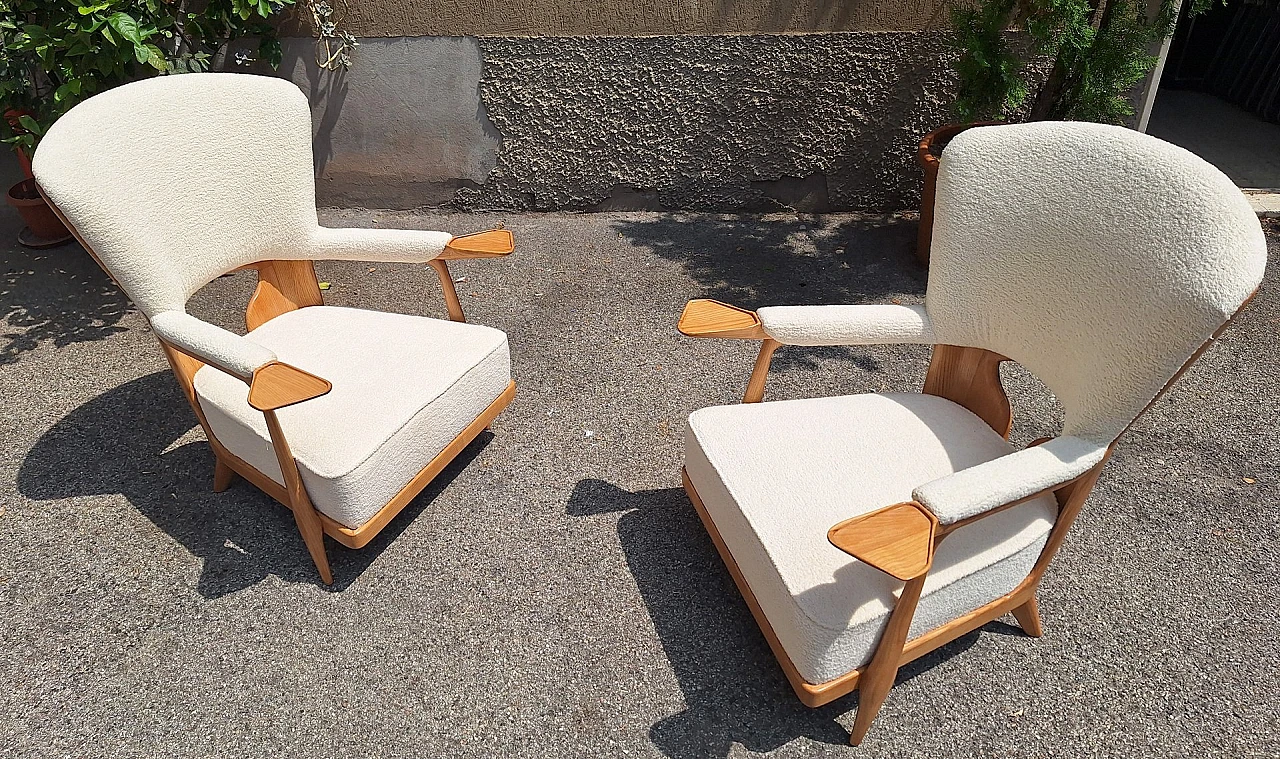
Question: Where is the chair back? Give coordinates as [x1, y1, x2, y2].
[927, 122, 1266, 442]
[32, 73, 318, 317]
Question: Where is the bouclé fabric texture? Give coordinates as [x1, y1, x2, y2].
[686, 122, 1267, 682]
[913, 436, 1108, 524]
[686, 394, 1057, 684]
[194, 307, 510, 529]
[928, 122, 1266, 444]
[150, 311, 276, 380]
[757, 305, 934, 346]
[32, 73, 453, 320]
[31, 74, 513, 531]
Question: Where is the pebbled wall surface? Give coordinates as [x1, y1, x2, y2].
[463, 33, 955, 212]
[280, 33, 959, 212]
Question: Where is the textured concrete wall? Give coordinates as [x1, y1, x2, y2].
[280, 33, 956, 212]
[468, 33, 953, 212]
[287, 0, 951, 36]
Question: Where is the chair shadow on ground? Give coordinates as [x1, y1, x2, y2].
[0, 234, 132, 366]
[569, 479, 1028, 758]
[613, 213, 925, 309]
[17, 370, 486, 598]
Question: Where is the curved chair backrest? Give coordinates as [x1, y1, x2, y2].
[927, 122, 1267, 444]
[32, 73, 318, 318]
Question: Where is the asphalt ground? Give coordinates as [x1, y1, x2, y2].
[1, 208, 1277, 758]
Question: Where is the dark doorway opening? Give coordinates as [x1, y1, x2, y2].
[1163, 0, 1280, 122]
[1146, 0, 1280, 198]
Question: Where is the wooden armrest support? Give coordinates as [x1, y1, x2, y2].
[678, 299, 768, 339]
[249, 362, 333, 411]
[828, 502, 938, 581]
[438, 229, 515, 260]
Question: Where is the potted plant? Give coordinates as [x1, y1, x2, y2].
[914, 0, 1208, 264]
[0, 0, 354, 248]
[4, 109, 72, 248]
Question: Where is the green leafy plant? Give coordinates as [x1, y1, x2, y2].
[0, 0, 353, 164]
[948, 0, 1215, 124]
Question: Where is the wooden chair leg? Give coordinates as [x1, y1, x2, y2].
[1011, 595, 1043, 637]
[213, 457, 236, 492]
[263, 410, 333, 585]
[288, 492, 332, 585]
[850, 575, 926, 745]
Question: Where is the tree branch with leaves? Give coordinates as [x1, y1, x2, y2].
[0, 0, 353, 162]
[948, 0, 1213, 124]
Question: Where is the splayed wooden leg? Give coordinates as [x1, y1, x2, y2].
[213, 457, 236, 492]
[1012, 595, 1043, 637]
[290, 495, 333, 585]
[263, 409, 333, 585]
[850, 575, 926, 745]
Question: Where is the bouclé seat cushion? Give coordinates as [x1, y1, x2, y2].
[685, 393, 1058, 684]
[194, 306, 510, 529]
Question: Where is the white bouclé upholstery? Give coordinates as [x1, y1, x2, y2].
[757, 305, 934, 346]
[308, 226, 453, 265]
[31, 74, 453, 320]
[194, 307, 510, 529]
[927, 122, 1266, 444]
[31, 74, 516, 536]
[914, 436, 1108, 524]
[687, 394, 1057, 684]
[150, 311, 276, 380]
[686, 122, 1267, 684]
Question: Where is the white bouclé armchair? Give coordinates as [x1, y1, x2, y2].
[677, 121, 1267, 744]
[32, 73, 518, 584]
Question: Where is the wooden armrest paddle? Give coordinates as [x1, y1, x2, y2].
[828, 502, 938, 581]
[438, 229, 515, 259]
[678, 299, 768, 339]
[249, 362, 332, 411]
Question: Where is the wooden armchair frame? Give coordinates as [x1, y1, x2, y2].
[47, 192, 515, 585]
[676, 297, 1242, 744]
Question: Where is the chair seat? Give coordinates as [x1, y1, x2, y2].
[685, 392, 1058, 685]
[194, 306, 510, 529]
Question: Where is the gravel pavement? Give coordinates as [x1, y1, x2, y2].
[1, 208, 1277, 758]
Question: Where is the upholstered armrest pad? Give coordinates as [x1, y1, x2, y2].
[308, 226, 453, 263]
[756, 304, 935, 346]
[150, 311, 276, 380]
[913, 436, 1109, 524]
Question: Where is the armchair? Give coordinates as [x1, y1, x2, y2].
[32, 73, 518, 584]
[677, 122, 1267, 743]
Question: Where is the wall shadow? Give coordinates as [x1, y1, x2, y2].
[613, 212, 924, 309]
[17, 371, 484, 597]
[0, 226, 131, 366]
[278, 41, 350, 179]
[569, 479, 995, 758]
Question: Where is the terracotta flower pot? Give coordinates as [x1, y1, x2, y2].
[915, 121, 1002, 266]
[6, 178, 73, 249]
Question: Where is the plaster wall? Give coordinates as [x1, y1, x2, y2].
[283, 33, 957, 212]
[280, 37, 501, 208]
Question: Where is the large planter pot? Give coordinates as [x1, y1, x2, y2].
[915, 122, 1001, 266]
[6, 178, 73, 249]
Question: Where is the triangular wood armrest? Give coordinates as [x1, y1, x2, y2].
[438, 229, 515, 259]
[248, 362, 332, 411]
[828, 502, 939, 581]
[678, 299, 768, 339]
